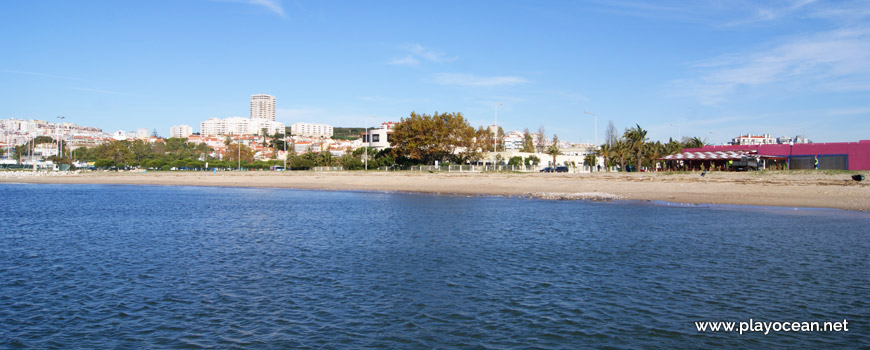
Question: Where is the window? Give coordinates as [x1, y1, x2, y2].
[372, 134, 380, 143]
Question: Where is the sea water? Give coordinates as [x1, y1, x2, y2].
[1, 184, 868, 348]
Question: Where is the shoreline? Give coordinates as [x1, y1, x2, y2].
[2, 170, 869, 211]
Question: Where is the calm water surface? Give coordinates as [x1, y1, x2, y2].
[1, 184, 868, 349]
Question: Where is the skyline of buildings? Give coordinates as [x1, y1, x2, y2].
[249, 94, 275, 121]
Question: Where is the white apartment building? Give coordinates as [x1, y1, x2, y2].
[200, 117, 285, 136]
[136, 128, 150, 139]
[170, 125, 194, 138]
[250, 94, 276, 121]
[503, 131, 524, 150]
[291, 122, 333, 138]
[730, 133, 777, 145]
[361, 122, 395, 150]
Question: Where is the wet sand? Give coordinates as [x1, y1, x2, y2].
[2, 170, 869, 211]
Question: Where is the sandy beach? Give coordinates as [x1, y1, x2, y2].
[2, 170, 869, 211]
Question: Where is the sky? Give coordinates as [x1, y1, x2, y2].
[1, 0, 869, 144]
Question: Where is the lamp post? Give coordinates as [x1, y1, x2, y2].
[669, 123, 681, 142]
[365, 115, 375, 170]
[494, 102, 502, 152]
[584, 111, 597, 146]
[56, 116, 65, 168]
[283, 132, 287, 170]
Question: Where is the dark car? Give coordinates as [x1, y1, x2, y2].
[541, 166, 570, 173]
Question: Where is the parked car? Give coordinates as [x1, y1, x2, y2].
[540, 166, 569, 173]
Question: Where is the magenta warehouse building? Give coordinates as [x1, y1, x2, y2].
[685, 140, 870, 170]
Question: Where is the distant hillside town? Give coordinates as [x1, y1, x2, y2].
[2, 93, 868, 171]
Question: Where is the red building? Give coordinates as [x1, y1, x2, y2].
[684, 140, 870, 170]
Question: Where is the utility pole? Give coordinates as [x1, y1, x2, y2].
[584, 111, 597, 146]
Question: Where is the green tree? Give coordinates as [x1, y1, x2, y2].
[100, 141, 134, 166]
[598, 144, 612, 171]
[526, 155, 541, 167]
[584, 153, 597, 169]
[624, 124, 648, 171]
[521, 128, 535, 153]
[94, 159, 115, 169]
[613, 139, 629, 171]
[683, 136, 705, 149]
[546, 144, 560, 169]
[507, 156, 523, 167]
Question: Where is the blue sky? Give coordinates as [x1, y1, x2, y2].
[1, 0, 869, 143]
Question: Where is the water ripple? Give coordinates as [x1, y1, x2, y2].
[0, 184, 868, 348]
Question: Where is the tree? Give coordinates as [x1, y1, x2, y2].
[645, 141, 665, 170]
[261, 128, 269, 148]
[598, 144, 612, 171]
[507, 156, 523, 167]
[390, 111, 476, 164]
[683, 136, 705, 149]
[535, 125, 547, 153]
[624, 124, 648, 171]
[584, 153, 597, 170]
[496, 126, 505, 152]
[545, 144, 560, 169]
[100, 141, 134, 166]
[522, 128, 535, 153]
[605, 120, 618, 147]
[613, 139, 628, 171]
[225, 143, 254, 164]
[525, 155, 541, 167]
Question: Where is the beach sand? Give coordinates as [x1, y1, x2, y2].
[2, 170, 869, 211]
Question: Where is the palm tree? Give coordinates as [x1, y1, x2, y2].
[545, 144, 560, 171]
[613, 139, 628, 171]
[683, 136, 704, 149]
[624, 124, 648, 171]
[645, 141, 665, 171]
[598, 144, 612, 172]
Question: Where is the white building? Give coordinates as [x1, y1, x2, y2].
[200, 117, 285, 136]
[730, 133, 777, 145]
[503, 130, 524, 150]
[136, 128, 150, 139]
[250, 94, 275, 121]
[170, 125, 194, 138]
[361, 122, 395, 150]
[291, 122, 333, 138]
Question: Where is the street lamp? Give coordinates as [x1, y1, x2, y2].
[669, 123, 681, 142]
[494, 102, 502, 152]
[583, 111, 597, 146]
[365, 115, 376, 170]
[56, 116, 65, 167]
[283, 131, 287, 170]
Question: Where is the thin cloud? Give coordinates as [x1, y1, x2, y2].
[5, 70, 85, 81]
[215, 0, 285, 17]
[389, 44, 456, 66]
[388, 56, 420, 66]
[671, 27, 870, 105]
[433, 73, 529, 87]
[68, 87, 139, 97]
